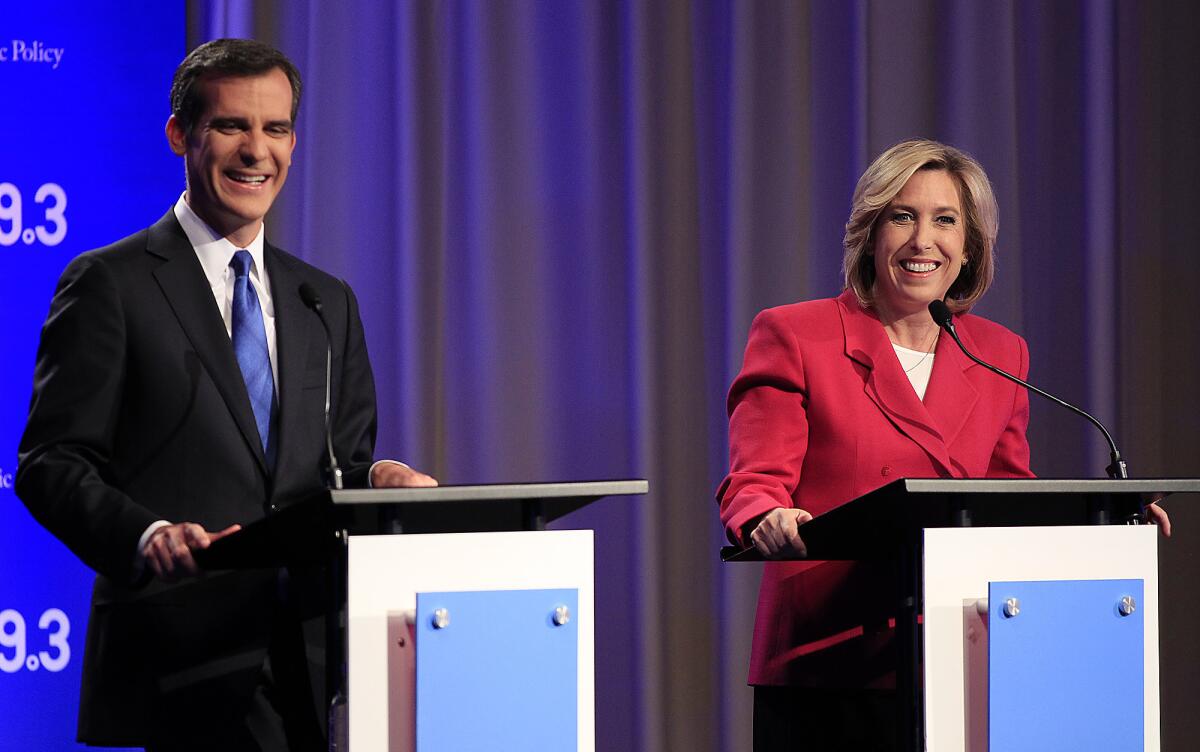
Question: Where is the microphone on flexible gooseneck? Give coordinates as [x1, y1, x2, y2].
[927, 299, 1129, 480]
[299, 283, 344, 490]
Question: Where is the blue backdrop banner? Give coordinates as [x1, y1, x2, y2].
[0, 3, 183, 748]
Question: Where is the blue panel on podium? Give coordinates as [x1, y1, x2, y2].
[989, 579, 1143, 751]
[415, 588, 578, 751]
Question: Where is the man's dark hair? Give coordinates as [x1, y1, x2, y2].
[170, 38, 303, 135]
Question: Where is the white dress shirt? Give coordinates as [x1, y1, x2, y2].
[173, 195, 279, 388]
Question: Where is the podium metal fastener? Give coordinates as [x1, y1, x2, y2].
[1003, 597, 1020, 618]
[432, 608, 450, 629]
[552, 605, 571, 626]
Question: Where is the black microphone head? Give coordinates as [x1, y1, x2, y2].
[298, 282, 322, 311]
[928, 299, 953, 328]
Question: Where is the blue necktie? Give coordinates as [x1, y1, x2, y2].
[229, 250, 276, 464]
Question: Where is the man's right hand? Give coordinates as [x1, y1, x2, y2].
[747, 507, 813, 559]
[142, 522, 242, 582]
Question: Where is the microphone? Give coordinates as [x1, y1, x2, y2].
[299, 283, 343, 490]
[927, 299, 1129, 480]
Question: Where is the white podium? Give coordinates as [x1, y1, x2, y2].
[200, 479, 647, 752]
[722, 477, 1199, 751]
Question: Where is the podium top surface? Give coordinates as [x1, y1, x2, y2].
[880, 477, 1200, 495]
[197, 479, 648, 569]
[329, 479, 649, 505]
[722, 476, 1200, 561]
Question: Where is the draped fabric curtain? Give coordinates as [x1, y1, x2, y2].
[193, 2, 1200, 749]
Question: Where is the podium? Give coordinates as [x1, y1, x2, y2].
[722, 477, 1200, 751]
[200, 479, 648, 752]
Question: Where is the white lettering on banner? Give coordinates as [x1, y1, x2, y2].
[0, 183, 67, 247]
[3, 40, 65, 70]
[0, 467, 12, 490]
[0, 609, 71, 673]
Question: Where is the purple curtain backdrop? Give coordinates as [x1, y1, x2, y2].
[189, 1, 1200, 749]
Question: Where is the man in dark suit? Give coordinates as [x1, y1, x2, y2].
[16, 38, 433, 751]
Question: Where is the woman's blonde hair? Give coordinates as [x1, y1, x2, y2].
[842, 139, 998, 313]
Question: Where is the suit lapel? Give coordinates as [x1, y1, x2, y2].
[266, 245, 313, 487]
[837, 291, 958, 475]
[922, 321, 980, 453]
[147, 211, 269, 475]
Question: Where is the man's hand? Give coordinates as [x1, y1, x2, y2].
[371, 460, 439, 488]
[748, 507, 813, 559]
[142, 522, 242, 582]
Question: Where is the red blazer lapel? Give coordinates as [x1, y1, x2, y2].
[923, 316, 980, 456]
[837, 291, 956, 476]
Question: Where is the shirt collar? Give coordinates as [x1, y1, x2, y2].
[173, 193, 268, 287]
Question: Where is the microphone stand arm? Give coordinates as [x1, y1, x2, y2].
[939, 319, 1128, 480]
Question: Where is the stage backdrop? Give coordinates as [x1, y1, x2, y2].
[8, 1, 1199, 750]
[0, 2, 183, 748]
[202, 2, 1200, 750]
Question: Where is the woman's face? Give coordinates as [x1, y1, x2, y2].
[871, 169, 967, 319]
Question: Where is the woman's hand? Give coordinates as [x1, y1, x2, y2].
[1145, 502, 1171, 537]
[748, 507, 814, 559]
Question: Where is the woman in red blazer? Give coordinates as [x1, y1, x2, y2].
[719, 140, 1032, 749]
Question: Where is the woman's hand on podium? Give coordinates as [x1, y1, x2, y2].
[1144, 502, 1171, 537]
[746, 507, 814, 559]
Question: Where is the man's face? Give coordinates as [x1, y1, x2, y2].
[166, 69, 296, 246]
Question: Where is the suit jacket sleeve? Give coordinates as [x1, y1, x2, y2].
[716, 308, 810, 546]
[16, 253, 159, 583]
